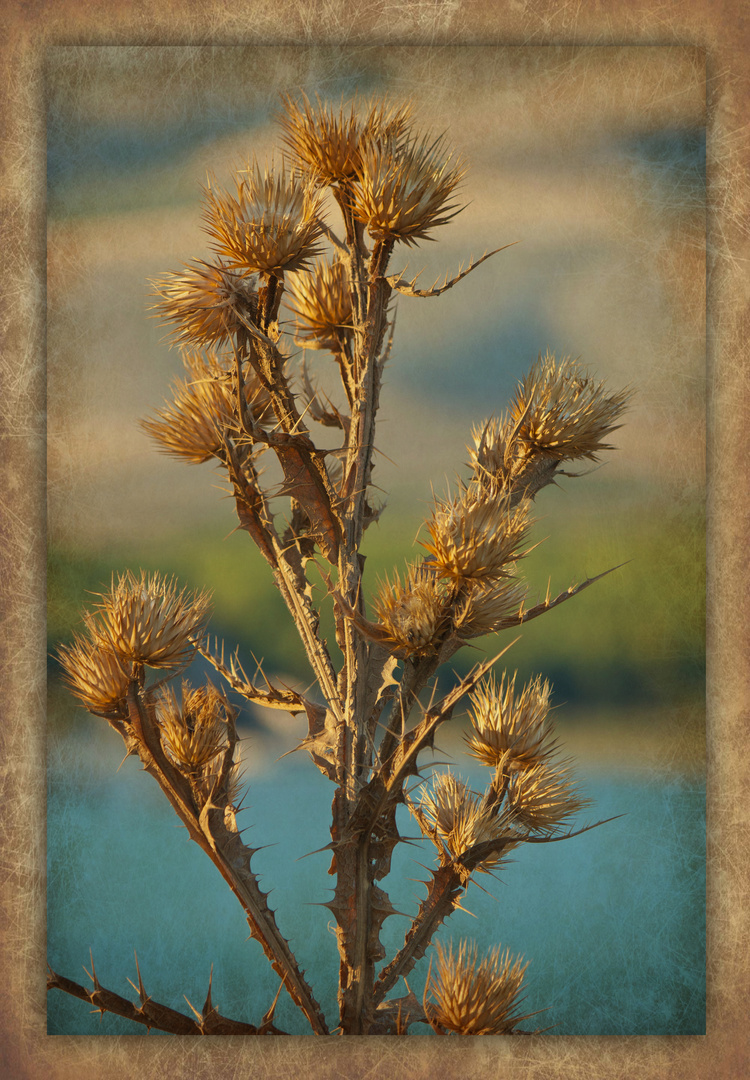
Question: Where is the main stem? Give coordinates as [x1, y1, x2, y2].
[334, 236, 395, 1034]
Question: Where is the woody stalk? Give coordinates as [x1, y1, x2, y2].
[49, 94, 630, 1036]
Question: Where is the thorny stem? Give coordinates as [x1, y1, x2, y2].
[332, 234, 397, 1033]
[222, 382, 342, 720]
[46, 965, 286, 1035]
[374, 863, 466, 1004]
[124, 683, 329, 1034]
[378, 655, 440, 774]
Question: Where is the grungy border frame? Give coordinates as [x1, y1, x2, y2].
[1, 2, 747, 1078]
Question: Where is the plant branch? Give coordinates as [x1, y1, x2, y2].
[47, 961, 286, 1035]
[373, 862, 467, 1003]
[198, 638, 312, 714]
[385, 243, 517, 298]
[125, 684, 330, 1034]
[496, 567, 625, 630]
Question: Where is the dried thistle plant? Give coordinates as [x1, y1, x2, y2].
[50, 91, 632, 1037]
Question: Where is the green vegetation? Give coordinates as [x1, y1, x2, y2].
[49, 492, 704, 715]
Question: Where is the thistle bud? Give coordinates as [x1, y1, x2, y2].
[418, 772, 510, 868]
[157, 681, 230, 771]
[279, 93, 412, 187]
[353, 131, 465, 246]
[289, 257, 353, 351]
[507, 759, 589, 834]
[90, 570, 211, 669]
[199, 744, 245, 807]
[150, 259, 259, 347]
[202, 161, 326, 276]
[422, 488, 532, 582]
[453, 576, 528, 638]
[470, 354, 631, 500]
[373, 563, 446, 655]
[512, 353, 630, 462]
[466, 672, 554, 769]
[141, 350, 271, 465]
[426, 940, 529, 1035]
[57, 632, 130, 716]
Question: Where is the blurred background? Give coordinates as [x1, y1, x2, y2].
[46, 45, 705, 1035]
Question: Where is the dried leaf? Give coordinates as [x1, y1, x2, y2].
[385, 244, 517, 297]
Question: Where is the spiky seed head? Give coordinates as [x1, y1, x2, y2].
[373, 563, 446, 655]
[507, 759, 589, 834]
[466, 672, 555, 769]
[512, 352, 631, 462]
[278, 93, 412, 187]
[426, 940, 530, 1035]
[468, 414, 517, 493]
[453, 576, 528, 638]
[469, 356, 631, 501]
[418, 772, 511, 868]
[57, 632, 131, 716]
[418, 771, 469, 837]
[202, 161, 326, 276]
[90, 570, 212, 669]
[289, 257, 353, 351]
[353, 131, 465, 246]
[141, 350, 272, 465]
[157, 681, 229, 771]
[422, 488, 532, 581]
[149, 259, 259, 348]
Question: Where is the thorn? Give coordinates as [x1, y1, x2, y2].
[451, 897, 476, 918]
[295, 841, 336, 861]
[128, 954, 150, 1002]
[115, 751, 130, 773]
[184, 994, 203, 1022]
[84, 949, 100, 990]
[202, 963, 215, 1016]
[260, 979, 284, 1031]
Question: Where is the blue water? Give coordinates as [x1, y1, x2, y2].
[47, 720, 705, 1036]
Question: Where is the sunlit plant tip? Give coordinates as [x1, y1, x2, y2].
[57, 633, 131, 717]
[426, 940, 530, 1035]
[150, 259, 259, 348]
[90, 570, 212, 669]
[202, 160, 326, 276]
[466, 671, 555, 769]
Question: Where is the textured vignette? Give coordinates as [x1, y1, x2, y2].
[0, 6, 746, 1080]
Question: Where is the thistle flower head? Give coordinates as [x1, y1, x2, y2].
[422, 488, 532, 581]
[289, 257, 353, 351]
[466, 672, 555, 769]
[469, 356, 631, 501]
[512, 352, 630, 462]
[507, 759, 589, 835]
[453, 576, 528, 638]
[418, 771, 469, 837]
[353, 130, 465, 246]
[57, 632, 131, 716]
[418, 772, 510, 868]
[278, 93, 412, 186]
[202, 161, 326, 276]
[468, 414, 516, 492]
[90, 570, 212, 669]
[157, 680, 230, 771]
[140, 350, 272, 465]
[149, 259, 259, 347]
[373, 563, 446, 655]
[426, 940, 530, 1035]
